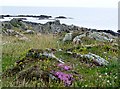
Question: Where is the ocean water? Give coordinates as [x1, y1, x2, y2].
[0, 6, 118, 32]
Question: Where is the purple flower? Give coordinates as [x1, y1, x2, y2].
[64, 66, 71, 70]
[53, 71, 73, 86]
[57, 63, 72, 71]
[55, 71, 61, 76]
[64, 80, 72, 86]
[57, 63, 64, 67]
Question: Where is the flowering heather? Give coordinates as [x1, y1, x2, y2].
[57, 63, 71, 71]
[52, 71, 73, 86]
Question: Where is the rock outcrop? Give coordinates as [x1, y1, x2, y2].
[2, 18, 119, 38]
[38, 15, 52, 19]
[69, 31, 117, 43]
[2, 29, 23, 37]
[55, 16, 67, 19]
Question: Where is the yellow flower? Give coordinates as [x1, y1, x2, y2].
[46, 60, 50, 63]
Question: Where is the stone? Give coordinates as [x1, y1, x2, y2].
[63, 33, 72, 42]
[117, 30, 120, 33]
[55, 16, 67, 19]
[88, 32, 113, 42]
[72, 31, 117, 42]
[73, 36, 82, 45]
[65, 51, 109, 66]
[43, 52, 65, 64]
[24, 30, 34, 34]
[84, 53, 109, 66]
[97, 30, 118, 36]
[39, 15, 52, 19]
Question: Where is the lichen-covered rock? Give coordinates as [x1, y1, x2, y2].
[10, 18, 23, 27]
[63, 33, 72, 42]
[84, 53, 109, 66]
[73, 36, 82, 45]
[88, 32, 112, 42]
[66, 51, 109, 66]
[72, 31, 116, 42]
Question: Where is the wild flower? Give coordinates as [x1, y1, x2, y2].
[115, 76, 117, 79]
[107, 80, 110, 83]
[105, 73, 107, 75]
[57, 63, 64, 67]
[57, 63, 71, 71]
[51, 71, 74, 86]
[99, 75, 102, 78]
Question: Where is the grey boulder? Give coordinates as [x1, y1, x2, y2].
[63, 33, 72, 42]
[84, 53, 109, 66]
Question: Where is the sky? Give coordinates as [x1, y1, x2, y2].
[0, 0, 119, 8]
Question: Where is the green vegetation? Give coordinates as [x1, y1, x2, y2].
[2, 33, 119, 87]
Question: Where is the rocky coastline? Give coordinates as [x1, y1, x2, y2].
[1, 17, 119, 36]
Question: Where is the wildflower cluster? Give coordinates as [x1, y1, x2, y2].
[52, 71, 74, 86]
[57, 63, 72, 71]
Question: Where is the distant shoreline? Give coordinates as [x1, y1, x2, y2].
[0, 15, 118, 33]
[1, 17, 119, 36]
[0, 15, 72, 19]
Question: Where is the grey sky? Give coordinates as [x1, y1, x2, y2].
[0, 0, 119, 8]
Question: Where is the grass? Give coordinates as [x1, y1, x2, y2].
[1, 33, 119, 87]
[2, 34, 58, 71]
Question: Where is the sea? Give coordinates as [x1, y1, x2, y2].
[0, 6, 118, 32]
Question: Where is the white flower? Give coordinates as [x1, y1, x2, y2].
[115, 76, 117, 79]
[107, 80, 110, 83]
[99, 75, 102, 78]
[105, 73, 107, 75]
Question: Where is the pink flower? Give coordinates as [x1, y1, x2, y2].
[53, 71, 73, 86]
[64, 66, 71, 70]
[57, 63, 64, 67]
[57, 63, 72, 71]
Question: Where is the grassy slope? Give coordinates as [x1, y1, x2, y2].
[2, 34, 58, 71]
[2, 34, 119, 87]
